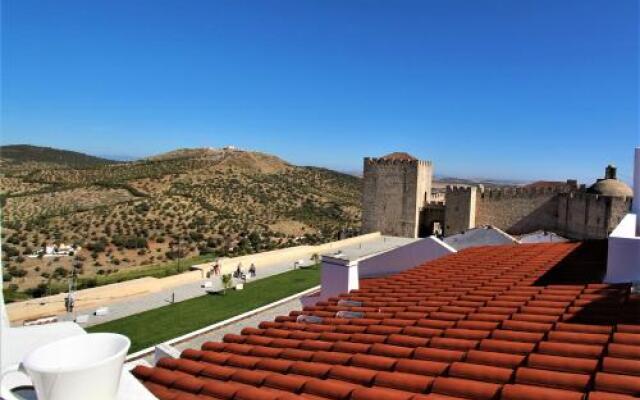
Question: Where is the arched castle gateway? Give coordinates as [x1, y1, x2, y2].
[362, 153, 632, 240]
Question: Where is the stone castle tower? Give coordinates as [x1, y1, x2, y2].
[361, 152, 432, 238]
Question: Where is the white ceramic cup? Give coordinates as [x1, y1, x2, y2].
[2, 333, 130, 400]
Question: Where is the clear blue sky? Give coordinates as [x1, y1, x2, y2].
[1, 0, 638, 182]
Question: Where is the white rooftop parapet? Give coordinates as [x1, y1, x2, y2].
[315, 236, 457, 302]
[634, 148, 640, 234]
[154, 343, 181, 365]
[319, 255, 359, 301]
[358, 236, 457, 278]
[605, 213, 640, 283]
[605, 148, 640, 283]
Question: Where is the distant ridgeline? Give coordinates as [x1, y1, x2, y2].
[0, 144, 117, 168]
[362, 154, 632, 240]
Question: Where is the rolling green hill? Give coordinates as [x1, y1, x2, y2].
[0, 145, 362, 299]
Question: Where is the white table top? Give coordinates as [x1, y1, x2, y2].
[2, 322, 156, 400]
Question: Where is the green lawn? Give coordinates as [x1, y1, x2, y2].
[87, 266, 320, 353]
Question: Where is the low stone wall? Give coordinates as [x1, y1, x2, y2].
[6, 233, 382, 323]
[6, 277, 160, 323]
[216, 232, 382, 273]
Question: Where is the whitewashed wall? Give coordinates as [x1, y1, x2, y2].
[634, 148, 640, 234]
[606, 213, 640, 283]
[318, 256, 359, 301]
[358, 236, 456, 278]
[313, 237, 456, 303]
[605, 148, 640, 283]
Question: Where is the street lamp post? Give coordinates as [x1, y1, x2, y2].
[172, 238, 184, 272]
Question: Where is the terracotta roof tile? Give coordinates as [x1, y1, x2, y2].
[537, 341, 604, 359]
[527, 353, 599, 374]
[374, 371, 435, 392]
[303, 378, 359, 399]
[478, 338, 536, 354]
[263, 373, 308, 392]
[414, 347, 465, 363]
[351, 387, 415, 400]
[134, 242, 640, 400]
[311, 351, 352, 365]
[500, 384, 584, 400]
[595, 372, 640, 395]
[394, 358, 449, 376]
[465, 350, 525, 369]
[379, 152, 417, 161]
[588, 391, 638, 399]
[490, 329, 544, 343]
[607, 343, 640, 360]
[448, 361, 514, 383]
[515, 366, 591, 392]
[289, 361, 332, 378]
[431, 376, 501, 399]
[602, 357, 640, 376]
[350, 353, 397, 371]
[328, 365, 377, 386]
[200, 363, 236, 380]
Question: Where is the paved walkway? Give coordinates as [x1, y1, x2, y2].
[66, 257, 306, 326]
[60, 235, 415, 327]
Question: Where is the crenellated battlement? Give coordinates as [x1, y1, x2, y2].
[445, 185, 474, 194]
[559, 191, 633, 202]
[446, 183, 578, 200]
[561, 191, 601, 201]
[364, 157, 432, 167]
[477, 185, 570, 200]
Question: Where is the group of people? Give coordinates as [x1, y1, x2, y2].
[210, 260, 256, 280]
[233, 262, 257, 280]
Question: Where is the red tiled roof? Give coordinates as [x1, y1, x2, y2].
[133, 242, 640, 400]
[380, 152, 417, 161]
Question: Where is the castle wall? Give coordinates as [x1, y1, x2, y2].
[558, 193, 631, 239]
[607, 197, 632, 232]
[474, 187, 560, 235]
[362, 156, 632, 241]
[444, 187, 476, 235]
[361, 158, 432, 238]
